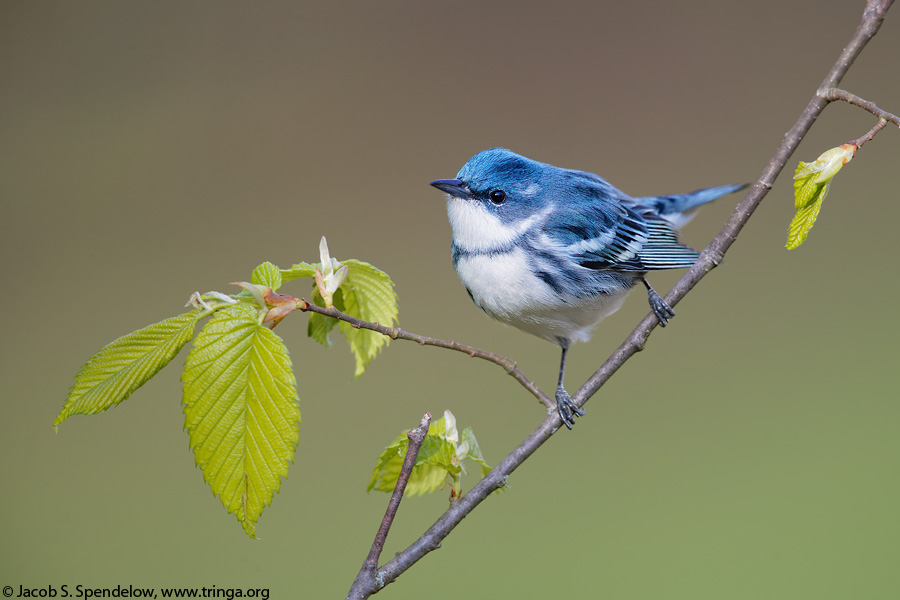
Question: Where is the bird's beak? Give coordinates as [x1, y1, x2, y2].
[430, 178, 472, 200]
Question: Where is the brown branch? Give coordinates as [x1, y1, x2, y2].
[853, 118, 889, 149]
[345, 1, 894, 596]
[297, 301, 554, 410]
[816, 87, 899, 149]
[819, 87, 900, 127]
[347, 413, 432, 600]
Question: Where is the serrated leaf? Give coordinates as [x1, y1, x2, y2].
[793, 161, 831, 210]
[367, 434, 406, 493]
[787, 184, 827, 250]
[284, 252, 398, 375]
[461, 426, 493, 479]
[55, 311, 201, 428]
[280, 261, 317, 283]
[338, 259, 398, 377]
[787, 144, 855, 250]
[181, 303, 301, 538]
[251, 261, 282, 290]
[404, 461, 456, 496]
[368, 413, 496, 498]
[307, 312, 338, 347]
[418, 431, 461, 476]
[307, 288, 344, 347]
[367, 433, 457, 496]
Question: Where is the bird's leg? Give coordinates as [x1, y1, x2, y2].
[641, 277, 675, 327]
[555, 342, 584, 430]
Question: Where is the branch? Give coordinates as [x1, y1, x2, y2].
[816, 87, 899, 149]
[348, 0, 894, 596]
[298, 301, 554, 410]
[347, 413, 432, 600]
[819, 87, 900, 128]
[852, 118, 889, 149]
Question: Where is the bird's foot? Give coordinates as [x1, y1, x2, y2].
[556, 387, 585, 430]
[647, 288, 675, 326]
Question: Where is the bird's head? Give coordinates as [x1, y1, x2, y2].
[430, 148, 562, 253]
[430, 148, 551, 223]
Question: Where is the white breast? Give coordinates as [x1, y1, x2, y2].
[447, 197, 632, 345]
[454, 248, 632, 345]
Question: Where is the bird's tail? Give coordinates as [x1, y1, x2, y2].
[635, 183, 748, 228]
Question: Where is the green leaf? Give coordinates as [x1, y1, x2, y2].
[367, 432, 456, 496]
[307, 312, 338, 347]
[55, 311, 201, 428]
[251, 261, 282, 290]
[787, 144, 855, 250]
[181, 303, 301, 538]
[368, 434, 405, 493]
[368, 412, 494, 497]
[284, 251, 398, 376]
[786, 183, 827, 250]
[461, 427, 493, 480]
[338, 259, 398, 377]
[280, 261, 317, 284]
[307, 288, 342, 347]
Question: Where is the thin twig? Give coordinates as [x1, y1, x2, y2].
[853, 118, 889, 149]
[298, 301, 554, 409]
[351, 1, 893, 595]
[347, 413, 432, 600]
[817, 87, 899, 149]
[819, 87, 900, 127]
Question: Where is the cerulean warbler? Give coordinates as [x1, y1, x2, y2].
[430, 148, 745, 429]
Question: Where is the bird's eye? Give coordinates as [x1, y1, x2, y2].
[489, 190, 506, 205]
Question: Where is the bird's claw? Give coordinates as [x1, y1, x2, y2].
[647, 288, 675, 326]
[555, 388, 585, 430]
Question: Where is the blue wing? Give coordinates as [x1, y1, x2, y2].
[544, 170, 700, 272]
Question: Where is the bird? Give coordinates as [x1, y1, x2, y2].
[430, 148, 745, 429]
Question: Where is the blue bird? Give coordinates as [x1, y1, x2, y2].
[430, 148, 745, 429]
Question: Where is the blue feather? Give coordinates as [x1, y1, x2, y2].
[634, 183, 747, 215]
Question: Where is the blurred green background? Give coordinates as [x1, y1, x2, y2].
[2, 1, 898, 597]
